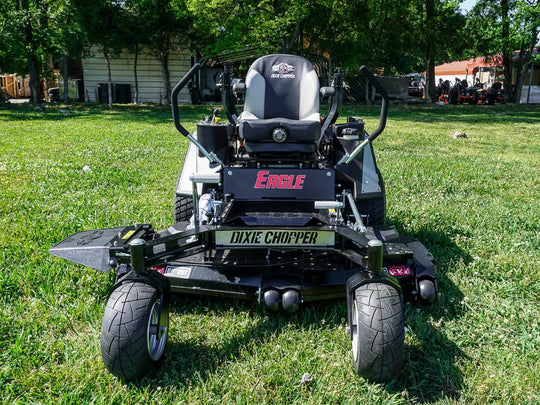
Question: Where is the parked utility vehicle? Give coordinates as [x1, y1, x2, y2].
[51, 54, 437, 382]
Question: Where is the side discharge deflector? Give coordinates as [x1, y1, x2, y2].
[49, 226, 130, 271]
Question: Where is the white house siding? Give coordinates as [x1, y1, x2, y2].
[520, 86, 540, 104]
[82, 46, 192, 104]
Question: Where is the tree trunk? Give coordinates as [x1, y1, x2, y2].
[62, 54, 69, 104]
[160, 49, 171, 105]
[20, 0, 41, 104]
[104, 48, 113, 108]
[514, 68, 525, 104]
[424, 0, 436, 103]
[365, 76, 371, 105]
[27, 53, 41, 104]
[513, 42, 527, 104]
[501, 0, 514, 103]
[133, 43, 139, 104]
[515, 24, 539, 105]
[282, 22, 302, 53]
[425, 55, 436, 103]
[526, 63, 534, 104]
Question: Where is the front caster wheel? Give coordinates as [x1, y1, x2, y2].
[350, 283, 404, 382]
[100, 281, 169, 380]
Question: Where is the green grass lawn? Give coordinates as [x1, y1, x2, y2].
[0, 102, 538, 404]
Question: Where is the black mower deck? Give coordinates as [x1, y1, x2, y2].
[50, 220, 436, 304]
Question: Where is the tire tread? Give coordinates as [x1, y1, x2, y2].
[353, 283, 404, 382]
[174, 195, 193, 223]
[356, 197, 386, 226]
[100, 282, 164, 380]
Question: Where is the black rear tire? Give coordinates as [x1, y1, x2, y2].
[351, 283, 404, 382]
[356, 197, 386, 226]
[174, 195, 193, 223]
[100, 281, 169, 380]
[448, 89, 459, 104]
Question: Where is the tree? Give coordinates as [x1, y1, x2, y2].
[48, 0, 86, 103]
[20, 0, 43, 103]
[185, 0, 467, 88]
[0, 1, 50, 103]
[185, 0, 316, 57]
[308, 1, 416, 71]
[0, 2, 28, 75]
[73, 0, 129, 107]
[511, 1, 539, 103]
[144, 0, 191, 105]
[121, 0, 154, 104]
[404, 0, 468, 103]
[467, 0, 540, 103]
[0, 1, 86, 104]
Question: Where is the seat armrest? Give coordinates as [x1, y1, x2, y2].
[233, 82, 246, 93]
[320, 87, 335, 97]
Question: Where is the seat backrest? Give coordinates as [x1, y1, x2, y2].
[242, 54, 320, 121]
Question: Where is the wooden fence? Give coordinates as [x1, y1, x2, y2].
[0, 74, 31, 98]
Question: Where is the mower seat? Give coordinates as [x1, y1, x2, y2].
[238, 54, 321, 155]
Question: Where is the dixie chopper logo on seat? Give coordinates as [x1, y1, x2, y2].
[271, 62, 296, 78]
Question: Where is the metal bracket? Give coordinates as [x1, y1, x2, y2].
[344, 191, 367, 233]
[190, 173, 222, 227]
[337, 139, 370, 166]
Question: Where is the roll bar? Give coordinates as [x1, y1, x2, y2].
[336, 66, 388, 166]
[171, 59, 224, 166]
[319, 69, 344, 144]
[362, 66, 388, 142]
[220, 63, 239, 124]
[171, 61, 205, 136]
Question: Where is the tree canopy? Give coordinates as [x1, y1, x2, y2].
[1, 0, 538, 104]
[466, 0, 540, 102]
[184, 0, 468, 74]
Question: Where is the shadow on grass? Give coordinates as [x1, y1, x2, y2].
[0, 102, 219, 125]
[3, 102, 537, 131]
[123, 225, 470, 403]
[138, 297, 329, 389]
[340, 103, 540, 126]
[383, 224, 471, 402]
